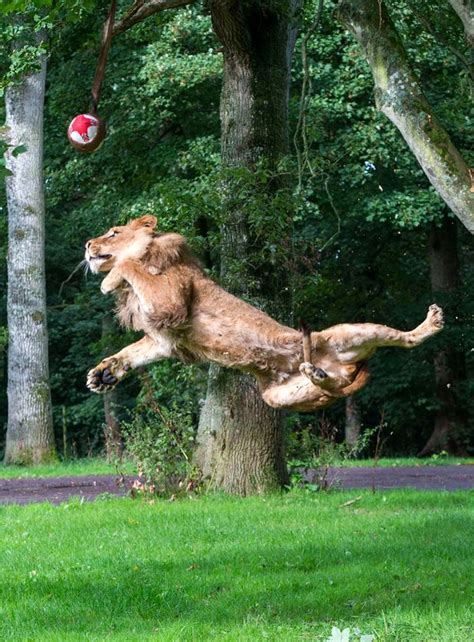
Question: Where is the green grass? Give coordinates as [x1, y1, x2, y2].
[0, 491, 472, 641]
[0, 458, 136, 479]
[0, 456, 472, 481]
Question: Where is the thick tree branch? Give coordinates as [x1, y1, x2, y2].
[113, 0, 195, 36]
[447, 0, 474, 45]
[337, 0, 474, 234]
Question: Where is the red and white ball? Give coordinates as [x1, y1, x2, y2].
[67, 113, 106, 152]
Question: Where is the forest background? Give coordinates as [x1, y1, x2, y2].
[0, 0, 472, 470]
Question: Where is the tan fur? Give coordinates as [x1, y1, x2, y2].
[85, 216, 444, 411]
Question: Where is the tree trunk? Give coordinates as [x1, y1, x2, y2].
[102, 316, 122, 461]
[195, 1, 300, 494]
[419, 215, 468, 456]
[195, 365, 288, 494]
[345, 395, 361, 448]
[337, 0, 474, 234]
[103, 391, 122, 461]
[3, 49, 56, 465]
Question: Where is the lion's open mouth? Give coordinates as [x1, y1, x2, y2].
[90, 254, 112, 261]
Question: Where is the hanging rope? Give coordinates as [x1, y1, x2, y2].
[90, 0, 117, 114]
[67, 0, 117, 152]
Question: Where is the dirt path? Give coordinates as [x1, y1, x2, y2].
[0, 474, 130, 506]
[0, 465, 472, 506]
[304, 465, 474, 491]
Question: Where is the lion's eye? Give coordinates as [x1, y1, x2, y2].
[108, 230, 119, 238]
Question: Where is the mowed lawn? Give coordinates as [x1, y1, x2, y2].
[0, 459, 135, 479]
[0, 457, 472, 479]
[0, 491, 472, 641]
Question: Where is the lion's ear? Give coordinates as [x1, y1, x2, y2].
[130, 215, 157, 230]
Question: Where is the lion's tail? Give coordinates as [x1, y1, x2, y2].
[339, 361, 370, 397]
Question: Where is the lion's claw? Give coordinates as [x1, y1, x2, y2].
[86, 368, 115, 394]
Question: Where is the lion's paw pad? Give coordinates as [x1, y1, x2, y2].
[86, 359, 121, 394]
[299, 362, 328, 381]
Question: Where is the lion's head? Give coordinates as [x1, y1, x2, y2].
[85, 215, 157, 274]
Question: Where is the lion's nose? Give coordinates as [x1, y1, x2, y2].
[85, 241, 91, 250]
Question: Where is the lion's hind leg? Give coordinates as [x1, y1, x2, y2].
[261, 375, 333, 412]
[320, 304, 444, 362]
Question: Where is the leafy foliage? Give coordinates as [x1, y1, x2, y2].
[286, 0, 473, 454]
[0, 0, 472, 461]
[122, 363, 205, 496]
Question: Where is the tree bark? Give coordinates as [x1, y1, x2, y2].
[102, 316, 122, 461]
[447, 0, 474, 46]
[194, 0, 300, 494]
[113, 0, 195, 36]
[337, 0, 474, 234]
[195, 365, 288, 494]
[103, 391, 122, 461]
[419, 215, 468, 456]
[345, 395, 361, 447]
[3, 48, 56, 465]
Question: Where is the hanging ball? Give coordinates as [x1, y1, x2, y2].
[67, 113, 106, 153]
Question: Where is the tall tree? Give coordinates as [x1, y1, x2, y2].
[337, 0, 474, 234]
[3, 29, 56, 464]
[419, 215, 468, 455]
[193, 0, 301, 494]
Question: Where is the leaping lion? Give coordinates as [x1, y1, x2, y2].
[85, 215, 444, 412]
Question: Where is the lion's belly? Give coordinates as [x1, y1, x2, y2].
[181, 313, 300, 374]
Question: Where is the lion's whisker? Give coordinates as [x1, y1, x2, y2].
[59, 259, 88, 298]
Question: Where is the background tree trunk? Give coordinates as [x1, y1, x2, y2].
[419, 215, 468, 456]
[102, 313, 123, 462]
[337, 0, 474, 234]
[447, 0, 474, 46]
[345, 395, 361, 448]
[4, 49, 56, 464]
[195, 0, 300, 494]
[102, 315, 122, 461]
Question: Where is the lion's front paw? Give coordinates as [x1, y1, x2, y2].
[299, 361, 328, 383]
[100, 268, 124, 294]
[427, 304, 444, 330]
[86, 357, 130, 394]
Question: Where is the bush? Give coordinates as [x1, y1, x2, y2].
[123, 401, 198, 498]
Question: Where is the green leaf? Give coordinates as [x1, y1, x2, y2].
[12, 144, 27, 157]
